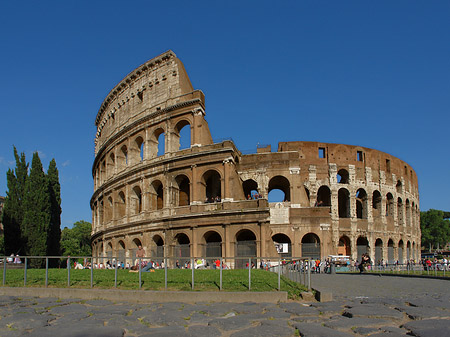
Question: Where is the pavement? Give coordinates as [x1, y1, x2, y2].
[0, 273, 448, 336]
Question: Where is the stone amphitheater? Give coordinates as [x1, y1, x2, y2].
[91, 50, 420, 266]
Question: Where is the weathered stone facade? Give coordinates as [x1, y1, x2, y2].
[91, 51, 420, 265]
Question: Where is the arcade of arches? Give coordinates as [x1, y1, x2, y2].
[91, 51, 421, 265]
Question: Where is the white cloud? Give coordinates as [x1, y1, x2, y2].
[62, 160, 70, 167]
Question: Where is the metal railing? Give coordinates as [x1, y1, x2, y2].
[0, 255, 312, 291]
[340, 262, 449, 277]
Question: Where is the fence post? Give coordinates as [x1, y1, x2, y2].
[90, 257, 93, 288]
[248, 258, 251, 291]
[45, 257, 48, 287]
[24, 257, 28, 287]
[220, 257, 223, 291]
[114, 258, 118, 288]
[278, 258, 281, 291]
[3, 256, 6, 286]
[138, 258, 142, 289]
[191, 258, 194, 290]
[67, 257, 71, 287]
[164, 257, 167, 290]
[307, 259, 311, 290]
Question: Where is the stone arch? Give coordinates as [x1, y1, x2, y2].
[151, 127, 165, 157]
[268, 175, 291, 202]
[372, 190, 382, 217]
[272, 233, 292, 257]
[316, 185, 331, 207]
[131, 238, 143, 263]
[396, 180, 402, 193]
[151, 235, 164, 259]
[356, 188, 368, 219]
[387, 239, 394, 264]
[106, 242, 113, 260]
[202, 231, 222, 260]
[397, 197, 404, 225]
[405, 199, 411, 227]
[134, 135, 144, 162]
[175, 174, 190, 206]
[301, 233, 321, 259]
[119, 144, 128, 170]
[117, 191, 126, 218]
[174, 119, 191, 151]
[202, 170, 222, 202]
[338, 235, 351, 256]
[117, 240, 126, 263]
[338, 188, 350, 218]
[356, 236, 369, 261]
[386, 193, 394, 217]
[131, 185, 142, 215]
[235, 229, 257, 268]
[243, 179, 259, 200]
[107, 152, 115, 178]
[375, 238, 383, 264]
[337, 169, 349, 184]
[398, 239, 404, 264]
[105, 196, 113, 222]
[406, 241, 411, 261]
[173, 233, 190, 262]
[150, 180, 164, 210]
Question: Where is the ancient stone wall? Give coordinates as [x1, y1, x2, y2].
[91, 51, 420, 265]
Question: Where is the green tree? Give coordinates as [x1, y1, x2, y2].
[22, 152, 51, 265]
[421, 209, 450, 251]
[2, 147, 28, 255]
[60, 220, 92, 257]
[46, 159, 61, 265]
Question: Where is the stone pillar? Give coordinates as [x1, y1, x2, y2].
[222, 158, 234, 201]
[191, 164, 199, 203]
[192, 108, 205, 147]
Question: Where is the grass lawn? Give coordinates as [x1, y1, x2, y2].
[0, 268, 308, 299]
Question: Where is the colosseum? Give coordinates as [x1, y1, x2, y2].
[91, 50, 420, 266]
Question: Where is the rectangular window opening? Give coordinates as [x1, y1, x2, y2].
[357, 151, 363, 162]
[318, 147, 326, 159]
[386, 159, 391, 173]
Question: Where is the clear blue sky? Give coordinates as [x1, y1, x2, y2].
[0, 1, 449, 228]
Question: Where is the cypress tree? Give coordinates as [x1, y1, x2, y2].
[46, 159, 61, 265]
[22, 152, 51, 265]
[2, 147, 28, 255]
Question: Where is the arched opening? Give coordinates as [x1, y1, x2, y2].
[131, 238, 143, 265]
[152, 128, 165, 157]
[406, 241, 411, 261]
[356, 237, 369, 262]
[117, 240, 126, 264]
[272, 233, 291, 258]
[398, 240, 404, 264]
[396, 180, 402, 194]
[203, 170, 221, 202]
[338, 188, 350, 218]
[337, 169, 349, 184]
[397, 197, 404, 225]
[301, 233, 321, 259]
[175, 120, 191, 151]
[388, 239, 394, 264]
[106, 242, 113, 261]
[412, 241, 416, 261]
[375, 239, 383, 265]
[134, 136, 144, 162]
[119, 145, 128, 169]
[235, 229, 257, 269]
[243, 179, 259, 200]
[356, 188, 368, 219]
[203, 231, 222, 261]
[105, 196, 113, 222]
[338, 236, 351, 256]
[268, 176, 290, 202]
[176, 175, 190, 206]
[406, 199, 411, 227]
[386, 193, 394, 217]
[131, 186, 142, 214]
[107, 152, 115, 178]
[316, 186, 331, 207]
[117, 191, 126, 218]
[150, 180, 164, 210]
[372, 190, 382, 217]
[174, 233, 190, 264]
[152, 235, 164, 260]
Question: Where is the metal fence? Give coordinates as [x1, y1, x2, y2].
[341, 262, 449, 277]
[0, 255, 312, 291]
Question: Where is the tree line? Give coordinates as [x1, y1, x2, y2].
[421, 209, 450, 252]
[1, 147, 62, 267]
